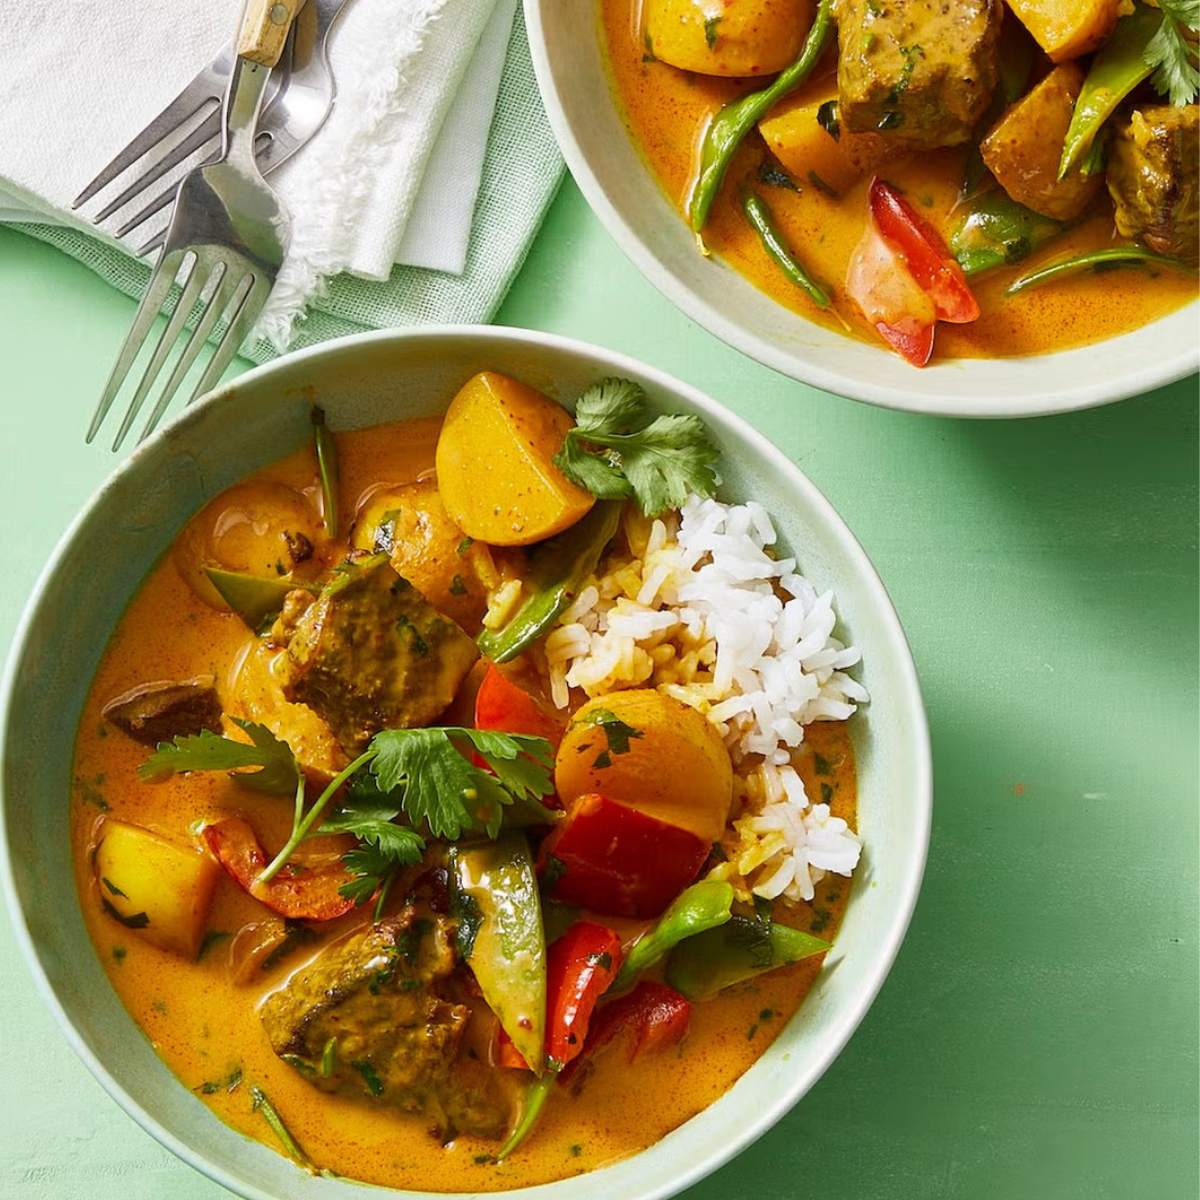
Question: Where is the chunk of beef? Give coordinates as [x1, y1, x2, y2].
[278, 556, 478, 753]
[837, 0, 1002, 148]
[102, 675, 222, 745]
[1107, 105, 1199, 266]
[260, 912, 507, 1137]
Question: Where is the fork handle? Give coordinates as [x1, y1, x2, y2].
[238, 0, 304, 68]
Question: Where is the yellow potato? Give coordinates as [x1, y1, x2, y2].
[759, 85, 896, 195]
[1005, 0, 1118, 63]
[435, 371, 594, 547]
[645, 0, 813, 77]
[174, 480, 323, 609]
[554, 690, 732, 844]
[94, 819, 219, 958]
[981, 64, 1103, 221]
[350, 478, 493, 630]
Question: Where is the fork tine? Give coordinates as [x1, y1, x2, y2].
[110, 254, 205, 451]
[137, 263, 235, 443]
[93, 106, 221, 224]
[85, 250, 184, 443]
[72, 91, 218, 211]
[189, 273, 262, 403]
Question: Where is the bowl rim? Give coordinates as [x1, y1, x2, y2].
[522, 0, 1199, 419]
[0, 324, 932, 1200]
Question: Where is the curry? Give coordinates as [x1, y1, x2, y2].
[71, 371, 863, 1190]
[602, 0, 1198, 365]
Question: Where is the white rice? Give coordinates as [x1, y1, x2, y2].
[541, 495, 866, 904]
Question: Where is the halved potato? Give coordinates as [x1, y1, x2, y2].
[435, 371, 594, 547]
[94, 819, 219, 958]
[555, 690, 732, 844]
[1005, 0, 1118, 63]
[645, 0, 813, 78]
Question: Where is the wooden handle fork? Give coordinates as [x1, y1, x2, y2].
[237, 0, 305, 68]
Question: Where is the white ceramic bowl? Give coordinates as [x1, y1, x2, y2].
[524, 0, 1199, 417]
[1, 328, 930, 1200]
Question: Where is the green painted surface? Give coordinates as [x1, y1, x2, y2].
[0, 186, 1196, 1199]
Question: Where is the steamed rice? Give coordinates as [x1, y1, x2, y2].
[541, 495, 866, 905]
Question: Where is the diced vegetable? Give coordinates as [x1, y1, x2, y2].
[665, 915, 830, 999]
[476, 501, 621, 664]
[202, 815, 357, 921]
[612, 879, 735, 991]
[758, 89, 891, 196]
[949, 190, 1066, 276]
[844, 216, 937, 366]
[450, 833, 547, 1073]
[538, 793, 710, 918]
[94, 818, 219, 958]
[869, 179, 980, 323]
[1059, 4, 1161, 180]
[554, 690, 733, 845]
[644, 0, 813, 78]
[980, 64, 1104, 221]
[1005, 0, 1120, 64]
[474, 663, 565, 748]
[435, 371, 595, 547]
[205, 568, 317, 631]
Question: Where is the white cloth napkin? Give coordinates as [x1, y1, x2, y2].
[0, 0, 515, 348]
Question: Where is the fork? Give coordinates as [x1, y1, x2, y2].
[71, 0, 349, 255]
[86, 0, 302, 450]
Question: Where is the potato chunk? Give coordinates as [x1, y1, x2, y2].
[94, 819, 219, 958]
[554, 690, 732, 844]
[759, 85, 896, 195]
[644, 0, 813, 78]
[435, 371, 594, 547]
[981, 64, 1103, 221]
[1005, 0, 1118, 63]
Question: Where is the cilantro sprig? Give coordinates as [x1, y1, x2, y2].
[554, 378, 720, 517]
[139, 719, 300, 794]
[1146, 0, 1199, 106]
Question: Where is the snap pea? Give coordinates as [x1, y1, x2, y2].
[741, 191, 831, 308]
[949, 191, 1065, 276]
[204, 567, 318, 631]
[665, 916, 830, 1001]
[477, 501, 620, 664]
[1006, 247, 1192, 295]
[1059, 3, 1162, 181]
[687, 0, 834, 235]
[611, 879, 734, 992]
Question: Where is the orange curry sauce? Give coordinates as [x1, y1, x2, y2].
[71, 417, 857, 1191]
[601, 0, 1197, 358]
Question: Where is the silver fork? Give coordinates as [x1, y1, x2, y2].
[71, 0, 349, 255]
[86, 0, 301, 450]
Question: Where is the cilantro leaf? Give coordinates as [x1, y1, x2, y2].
[319, 788, 426, 907]
[554, 378, 720, 517]
[1146, 1, 1199, 106]
[138, 719, 298, 794]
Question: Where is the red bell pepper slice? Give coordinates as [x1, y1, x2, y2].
[845, 216, 937, 367]
[202, 816, 355, 921]
[545, 920, 623, 1068]
[538, 793, 709, 918]
[562, 982, 690, 1083]
[475, 664, 565, 747]
[869, 178, 980, 324]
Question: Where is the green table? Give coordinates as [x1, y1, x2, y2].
[1, 189, 1196, 1199]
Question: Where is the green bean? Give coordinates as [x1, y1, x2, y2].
[741, 190, 831, 307]
[950, 190, 1065, 276]
[1059, 4, 1161, 181]
[1006, 247, 1191, 295]
[687, 0, 834, 235]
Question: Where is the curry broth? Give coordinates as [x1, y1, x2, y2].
[602, 0, 1197, 359]
[71, 418, 857, 1191]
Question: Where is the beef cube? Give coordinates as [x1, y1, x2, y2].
[260, 912, 507, 1137]
[102, 675, 222, 745]
[837, 0, 1002, 148]
[279, 556, 478, 753]
[1107, 104, 1199, 266]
